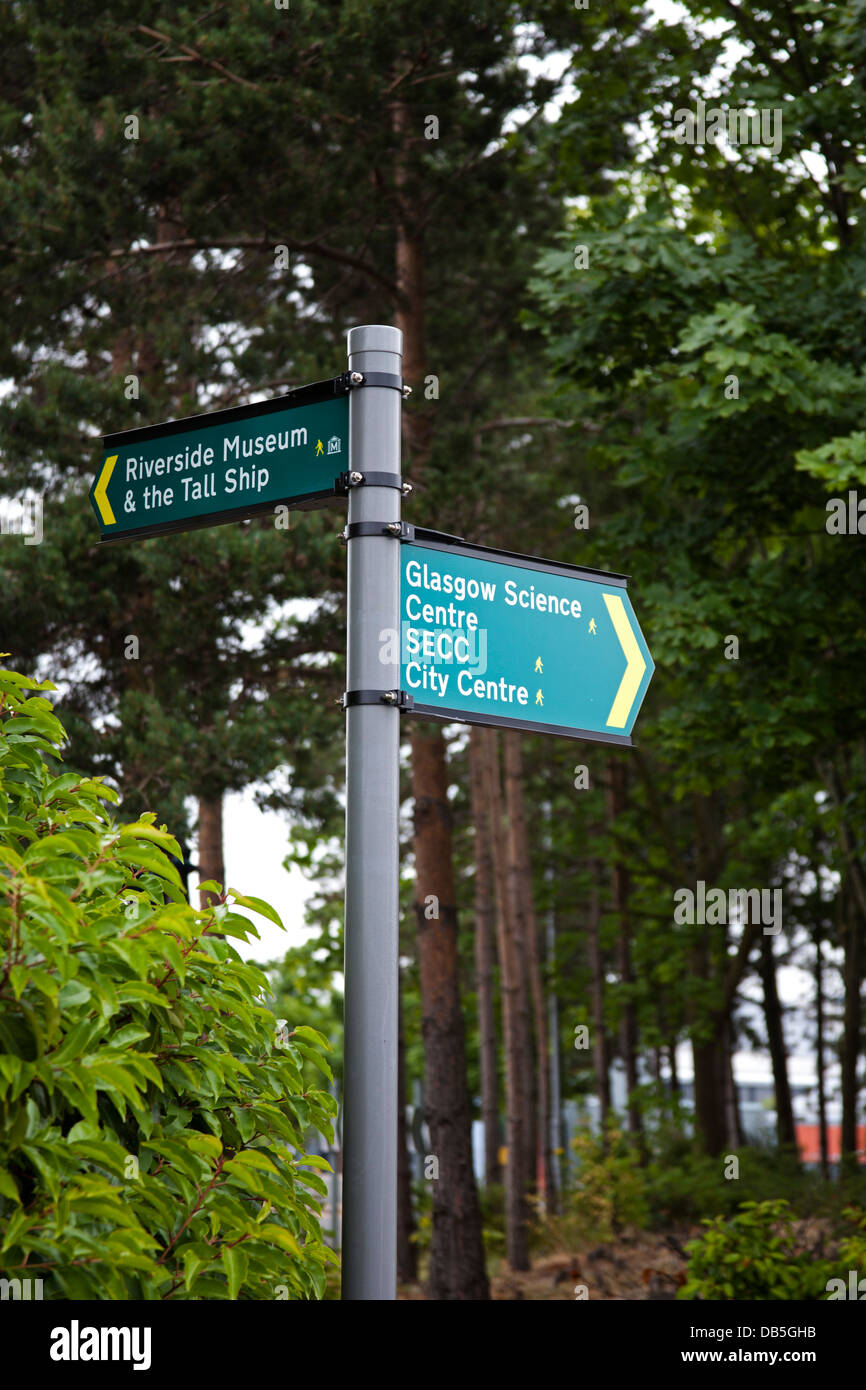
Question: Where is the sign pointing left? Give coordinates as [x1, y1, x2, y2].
[90, 378, 350, 542]
[93, 454, 118, 525]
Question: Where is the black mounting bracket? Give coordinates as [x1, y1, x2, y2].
[340, 520, 415, 543]
[334, 470, 406, 494]
[336, 370, 409, 396]
[341, 689, 415, 711]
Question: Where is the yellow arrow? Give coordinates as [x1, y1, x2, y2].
[94, 455, 118, 525]
[603, 593, 646, 728]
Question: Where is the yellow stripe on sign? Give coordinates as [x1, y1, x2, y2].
[603, 592, 646, 728]
[94, 454, 118, 525]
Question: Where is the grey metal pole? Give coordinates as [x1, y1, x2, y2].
[341, 324, 402, 1301]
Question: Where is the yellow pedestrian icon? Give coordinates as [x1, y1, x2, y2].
[589, 618, 597, 635]
[535, 689, 543, 706]
[534, 656, 543, 674]
[315, 439, 324, 456]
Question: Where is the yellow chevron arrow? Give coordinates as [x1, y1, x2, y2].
[93, 455, 118, 525]
[603, 593, 646, 728]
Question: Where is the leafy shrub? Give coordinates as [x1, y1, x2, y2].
[678, 1199, 864, 1301]
[478, 1181, 507, 1261]
[830, 1206, 866, 1297]
[559, 1126, 649, 1244]
[644, 1145, 818, 1228]
[0, 665, 337, 1299]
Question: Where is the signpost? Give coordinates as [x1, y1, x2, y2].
[91, 378, 350, 542]
[399, 532, 654, 744]
[340, 325, 402, 1302]
[90, 325, 654, 1305]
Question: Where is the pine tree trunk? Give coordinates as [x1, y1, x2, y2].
[197, 795, 224, 908]
[760, 932, 797, 1151]
[396, 980, 417, 1284]
[412, 725, 489, 1299]
[394, 95, 488, 1298]
[503, 731, 554, 1209]
[817, 759, 865, 1175]
[482, 728, 530, 1270]
[692, 1037, 728, 1156]
[588, 860, 611, 1129]
[501, 737, 534, 1196]
[721, 1015, 743, 1150]
[545, 850, 562, 1213]
[815, 922, 829, 1178]
[468, 729, 501, 1188]
[607, 759, 644, 1154]
[668, 1038, 680, 1098]
[840, 880, 861, 1174]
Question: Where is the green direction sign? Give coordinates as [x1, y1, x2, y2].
[91, 379, 350, 542]
[399, 533, 654, 744]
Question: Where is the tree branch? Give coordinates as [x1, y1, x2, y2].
[98, 237, 400, 297]
[136, 24, 261, 91]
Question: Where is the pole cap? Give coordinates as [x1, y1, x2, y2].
[347, 324, 403, 358]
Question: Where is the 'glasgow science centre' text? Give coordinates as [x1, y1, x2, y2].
[403, 556, 582, 706]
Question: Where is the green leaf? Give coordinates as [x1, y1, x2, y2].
[297, 1154, 333, 1173]
[227, 889, 283, 929]
[291, 1024, 332, 1052]
[0, 1167, 21, 1203]
[221, 1244, 247, 1300]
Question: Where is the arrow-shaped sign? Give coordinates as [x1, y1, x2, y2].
[92, 454, 117, 526]
[90, 379, 350, 543]
[602, 592, 648, 729]
[399, 533, 655, 744]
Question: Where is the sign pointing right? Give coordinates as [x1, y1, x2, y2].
[601, 591, 649, 728]
[399, 533, 655, 744]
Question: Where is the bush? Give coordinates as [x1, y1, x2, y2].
[644, 1145, 815, 1228]
[553, 1126, 649, 1245]
[643, 1132, 866, 1231]
[478, 1181, 507, 1261]
[679, 1199, 866, 1301]
[0, 665, 337, 1299]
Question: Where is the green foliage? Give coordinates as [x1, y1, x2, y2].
[679, 1199, 866, 1302]
[561, 1127, 649, 1244]
[834, 1206, 866, 1291]
[265, 943, 344, 1092]
[0, 664, 336, 1299]
[478, 1182, 508, 1262]
[680, 1201, 823, 1300]
[640, 1133, 831, 1228]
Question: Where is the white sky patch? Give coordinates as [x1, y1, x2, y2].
[191, 784, 320, 963]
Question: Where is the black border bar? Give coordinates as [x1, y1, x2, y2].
[405, 701, 634, 746]
[407, 528, 630, 587]
[101, 375, 349, 449]
[94, 488, 342, 546]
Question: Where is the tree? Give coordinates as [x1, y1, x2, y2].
[0, 662, 337, 1299]
[527, 0, 866, 1157]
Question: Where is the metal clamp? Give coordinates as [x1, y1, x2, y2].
[341, 370, 410, 397]
[335, 470, 407, 494]
[339, 520, 415, 544]
[342, 689, 414, 711]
